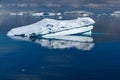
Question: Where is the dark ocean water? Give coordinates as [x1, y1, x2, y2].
[0, 14, 120, 80]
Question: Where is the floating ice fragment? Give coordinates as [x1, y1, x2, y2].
[111, 11, 120, 17]
[7, 17, 95, 38]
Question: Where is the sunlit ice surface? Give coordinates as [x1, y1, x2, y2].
[6, 17, 95, 37]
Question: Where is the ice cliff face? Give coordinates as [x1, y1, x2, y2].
[7, 17, 95, 37]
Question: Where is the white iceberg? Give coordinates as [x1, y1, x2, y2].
[64, 11, 94, 17]
[9, 11, 28, 16]
[111, 11, 120, 17]
[32, 12, 45, 16]
[32, 12, 62, 17]
[7, 17, 95, 38]
[9, 35, 95, 50]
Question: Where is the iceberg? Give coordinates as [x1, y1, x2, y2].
[111, 11, 120, 17]
[9, 35, 95, 50]
[64, 11, 94, 17]
[7, 17, 95, 38]
[32, 12, 62, 17]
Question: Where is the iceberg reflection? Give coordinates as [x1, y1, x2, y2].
[9, 35, 95, 50]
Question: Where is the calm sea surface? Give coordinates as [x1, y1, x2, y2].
[0, 14, 120, 80]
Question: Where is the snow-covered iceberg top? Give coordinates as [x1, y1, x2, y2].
[9, 35, 95, 50]
[7, 17, 95, 38]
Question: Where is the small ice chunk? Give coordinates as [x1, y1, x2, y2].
[21, 69, 25, 72]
